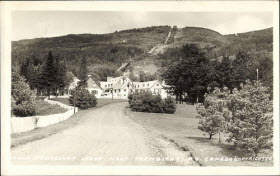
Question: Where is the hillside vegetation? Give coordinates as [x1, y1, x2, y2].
[12, 25, 273, 80]
[12, 25, 171, 75]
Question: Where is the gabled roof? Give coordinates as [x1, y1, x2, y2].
[101, 76, 133, 90]
[87, 77, 102, 90]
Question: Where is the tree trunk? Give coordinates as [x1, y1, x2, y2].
[209, 133, 212, 139]
[55, 87, 58, 98]
[47, 89, 50, 100]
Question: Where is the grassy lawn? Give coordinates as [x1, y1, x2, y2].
[125, 104, 273, 167]
[11, 98, 127, 148]
[35, 100, 67, 116]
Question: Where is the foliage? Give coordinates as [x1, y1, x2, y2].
[11, 66, 36, 117]
[138, 71, 158, 82]
[161, 44, 210, 103]
[89, 65, 122, 81]
[225, 80, 273, 156]
[197, 81, 273, 156]
[65, 71, 75, 88]
[196, 87, 229, 139]
[78, 56, 88, 87]
[40, 51, 57, 96]
[54, 55, 67, 92]
[163, 96, 177, 114]
[69, 87, 98, 109]
[128, 91, 176, 114]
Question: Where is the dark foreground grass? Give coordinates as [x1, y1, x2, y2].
[11, 98, 127, 148]
[125, 104, 273, 167]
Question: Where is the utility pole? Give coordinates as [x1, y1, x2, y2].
[74, 85, 77, 114]
[257, 68, 259, 83]
[256, 68, 259, 88]
[112, 87, 114, 101]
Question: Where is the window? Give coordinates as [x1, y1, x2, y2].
[119, 89, 121, 92]
[124, 89, 126, 92]
[138, 85, 139, 88]
[147, 84, 149, 87]
[127, 85, 129, 88]
[143, 84, 145, 87]
[115, 90, 116, 93]
[105, 85, 107, 88]
[157, 84, 159, 86]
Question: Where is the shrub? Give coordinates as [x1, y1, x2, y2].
[163, 96, 177, 114]
[129, 91, 176, 114]
[197, 81, 273, 156]
[196, 87, 228, 139]
[225, 80, 273, 156]
[69, 87, 98, 109]
[12, 66, 36, 117]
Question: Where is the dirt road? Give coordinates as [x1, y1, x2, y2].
[11, 102, 196, 166]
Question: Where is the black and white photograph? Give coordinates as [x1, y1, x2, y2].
[1, 1, 279, 175]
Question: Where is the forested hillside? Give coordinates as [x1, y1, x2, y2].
[12, 25, 273, 91]
[12, 25, 171, 75]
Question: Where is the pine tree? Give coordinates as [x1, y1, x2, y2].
[54, 55, 67, 96]
[41, 51, 57, 98]
[78, 56, 88, 87]
[231, 51, 250, 88]
[218, 56, 233, 90]
[225, 80, 273, 156]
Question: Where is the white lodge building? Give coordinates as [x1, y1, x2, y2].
[68, 76, 171, 99]
[133, 80, 170, 99]
[100, 76, 134, 99]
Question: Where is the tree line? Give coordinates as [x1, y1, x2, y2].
[19, 51, 74, 97]
[160, 44, 273, 104]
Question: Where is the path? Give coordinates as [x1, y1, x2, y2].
[11, 102, 166, 165]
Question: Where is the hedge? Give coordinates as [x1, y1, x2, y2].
[128, 91, 176, 114]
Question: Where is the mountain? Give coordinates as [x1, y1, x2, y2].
[11, 25, 273, 78]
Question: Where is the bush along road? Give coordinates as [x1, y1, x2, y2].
[11, 102, 199, 166]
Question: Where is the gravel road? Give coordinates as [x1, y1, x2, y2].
[11, 102, 196, 166]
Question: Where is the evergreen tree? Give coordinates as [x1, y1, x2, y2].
[162, 44, 210, 104]
[231, 50, 250, 88]
[41, 51, 57, 98]
[54, 55, 67, 96]
[78, 56, 88, 87]
[218, 56, 233, 90]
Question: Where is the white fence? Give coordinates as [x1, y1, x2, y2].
[11, 97, 78, 134]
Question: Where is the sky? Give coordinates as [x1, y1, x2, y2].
[12, 11, 273, 41]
